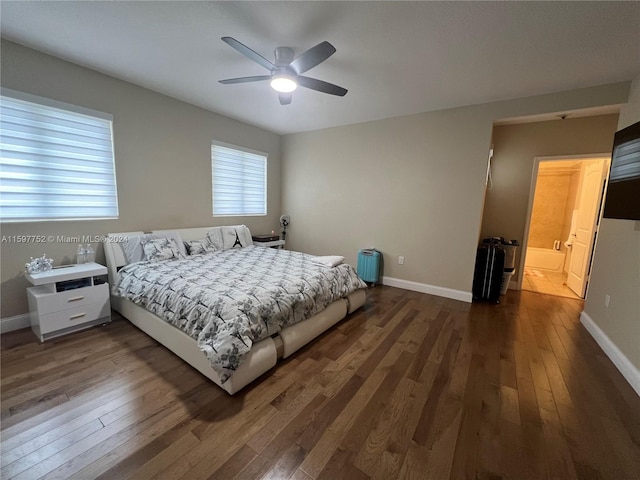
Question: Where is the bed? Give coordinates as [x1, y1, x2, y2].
[104, 225, 367, 394]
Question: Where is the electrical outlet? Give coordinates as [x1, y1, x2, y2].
[398, 256, 405, 265]
[604, 294, 610, 307]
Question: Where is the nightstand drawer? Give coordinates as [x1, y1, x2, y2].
[36, 300, 110, 335]
[28, 283, 109, 314]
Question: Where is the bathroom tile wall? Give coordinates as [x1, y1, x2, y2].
[529, 171, 575, 248]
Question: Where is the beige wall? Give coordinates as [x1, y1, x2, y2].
[584, 74, 640, 373]
[0, 41, 282, 318]
[282, 86, 628, 297]
[528, 169, 575, 249]
[283, 108, 493, 294]
[482, 115, 619, 280]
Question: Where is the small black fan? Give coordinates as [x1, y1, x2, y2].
[280, 214, 290, 241]
[219, 37, 347, 105]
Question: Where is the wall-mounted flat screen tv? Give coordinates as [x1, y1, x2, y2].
[603, 120, 640, 220]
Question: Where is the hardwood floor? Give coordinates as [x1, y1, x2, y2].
[2, 286, 639, 479]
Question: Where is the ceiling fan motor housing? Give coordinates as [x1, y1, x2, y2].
[272, 66, 297, 79]
[274, 47, 295, 67]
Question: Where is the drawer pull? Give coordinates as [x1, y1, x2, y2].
[68, 296, 84, 302]
[69, 313, 86, 320]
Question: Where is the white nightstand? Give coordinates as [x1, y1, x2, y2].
[26, 263, 111, 342]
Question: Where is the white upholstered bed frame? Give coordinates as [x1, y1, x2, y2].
[104, 227, 366, 395]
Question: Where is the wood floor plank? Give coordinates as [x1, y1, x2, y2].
[449, 353, 485, 480]
[289, 468, 314, 480]
[353, 376, 414, 475]
[297, 374, 365, 453]
[412, 330, 461, 447]
[420, 398, 462, 480]
[65, 379, 207, 479]
[1, 418, 104, 479]
[21, 383, 210, 480]
[476, 381, 502, 479]
[516, 376, 548, 480]
[539, 347, 573, 408]
[204, 443, 258, 480]
[316, 446, 369, 480]
[126, 430, 200, 480]
[341, 350, 414, 454]
[1, 287, 639, 480]
[498, 418, 527, 479]
[159, 400, 280, 480]
[1, 362, 194, 455]
[261, 443, 307, 480]
[396, 442, 432, 480]
[539, 404, 578, 480]
[251, 380, 324, 453]
[295, 361, 390, 478]
[232, 393, 327, 480]
[499, 384, 521, 426]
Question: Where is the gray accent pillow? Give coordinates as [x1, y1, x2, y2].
[185, 239, 218, 255]
[141, 237, 183, 262]
[121, 232, 188, 263]
[152, 231, 188, 257]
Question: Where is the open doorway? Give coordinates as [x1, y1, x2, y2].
[520, 155, 610, 299]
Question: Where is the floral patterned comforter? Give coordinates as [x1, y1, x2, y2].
[113, 245, 366, 382]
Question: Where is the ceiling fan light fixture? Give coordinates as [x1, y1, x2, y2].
[219, 38, 347, 102]
[270, 75, 297, 93]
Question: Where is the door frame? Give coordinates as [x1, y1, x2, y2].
[517, 153, 610, 293]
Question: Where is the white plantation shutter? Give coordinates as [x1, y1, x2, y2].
[212, 143, 267, 216]
[0, 89, 118, 222]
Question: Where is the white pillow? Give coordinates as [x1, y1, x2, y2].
[205, 228, 224, 251]
[221, 225, 253, 250]
[205, 225, 253, 250]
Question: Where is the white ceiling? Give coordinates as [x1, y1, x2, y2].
[1, 1, 639, 135]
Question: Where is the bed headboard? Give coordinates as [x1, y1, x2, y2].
[104, 225, 253, 286]
[103, 231, 144, 286]
[152, 227, 214, 242]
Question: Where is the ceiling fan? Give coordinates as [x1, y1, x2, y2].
[218, 37, 347, 105]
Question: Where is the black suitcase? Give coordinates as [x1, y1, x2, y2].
[472, 244, 505, 303]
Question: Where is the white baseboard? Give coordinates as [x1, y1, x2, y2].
[1, 313, 31, 334]
[580, 311, 640, 397]
[381, 276, 473, 303]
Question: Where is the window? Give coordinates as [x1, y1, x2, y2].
[0, 88, 118, 222]
[212, 142, 267, 216]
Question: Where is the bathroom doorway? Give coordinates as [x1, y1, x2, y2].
[521, 155, 610, 299]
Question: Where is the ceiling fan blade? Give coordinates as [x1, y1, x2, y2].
[290, 41, 336, 74]
[219, 75, 271, 84]
[297, 76, 348, 96]
[278, 93, 292, 105]
[221, 36, 275, 71]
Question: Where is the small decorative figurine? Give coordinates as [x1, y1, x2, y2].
[25, 255, 54, 274]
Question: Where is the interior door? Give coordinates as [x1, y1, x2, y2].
[566, 159, 608, 297]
